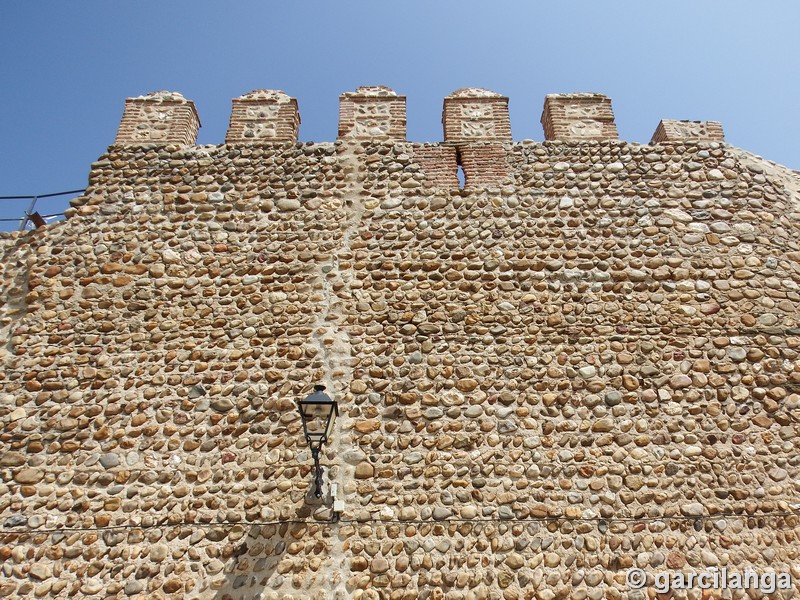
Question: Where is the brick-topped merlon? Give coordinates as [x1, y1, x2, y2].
[114, 91, 200, 146]
[338, 86, 406, 141]
[110, 89, 730, 150]
[225, 90, 300, 144]
[650, 119, 725, 144]
[541, 93, 618, 141]
[442, 88, 511, 144]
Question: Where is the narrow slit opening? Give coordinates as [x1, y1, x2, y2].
[456, 164, 465, 190]
[454, 147, 466, 190]
[456, 153, 466, 190]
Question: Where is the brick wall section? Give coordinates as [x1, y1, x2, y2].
[442, 89, 511, 187]
[458, 143, 511, 188]
[414, 146, 459, 188]
[225, 90, 300, 144]
[338, 86, 406, 141]
[114, 91, 200, 146]
[650, 119, 725, 144]
[541, 93, 618, 141]
[442, 88, 511, 144]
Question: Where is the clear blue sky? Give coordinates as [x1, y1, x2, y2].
[1, 1, 799, 231]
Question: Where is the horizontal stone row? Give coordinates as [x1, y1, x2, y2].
[1, 521, 798, 599]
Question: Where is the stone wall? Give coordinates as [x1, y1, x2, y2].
[0, 88, 799, 600]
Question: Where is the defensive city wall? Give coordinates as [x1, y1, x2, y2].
[107, 87, 728, 190]
[0, 86, 798, 599]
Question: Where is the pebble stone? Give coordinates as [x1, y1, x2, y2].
[0, 95, 798, 599]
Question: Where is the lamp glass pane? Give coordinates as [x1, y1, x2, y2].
[299, 399, 335, 443]
[304, 413, 327, 435]
[324, 409, 337, 439]
[303, 404, 331, 419]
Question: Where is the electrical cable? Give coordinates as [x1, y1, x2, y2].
[0, 190, 85, 201]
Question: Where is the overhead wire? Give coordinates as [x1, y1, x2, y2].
[0, 189, 86, 201]
[0, 189, 85, 224]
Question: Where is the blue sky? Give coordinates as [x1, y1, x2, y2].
[1, 1, 799, 231]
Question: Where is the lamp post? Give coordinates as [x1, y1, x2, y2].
[297, 384, 338, 498]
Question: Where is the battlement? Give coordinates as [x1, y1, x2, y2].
[337, 86, 407, 141]
[442, 88, 511, 143]
[113, 87, 725, 147]
[650, 119, 725, 144]
[541, 93, 618, 141]
[109, 87, 729, 192]
[114, 91, 200, 145]
[225, 89, 300, 144]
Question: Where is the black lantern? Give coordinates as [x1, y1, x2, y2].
[297, 384, 338, 498]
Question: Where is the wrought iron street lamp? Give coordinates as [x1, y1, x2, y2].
[297, 384, 338, 498]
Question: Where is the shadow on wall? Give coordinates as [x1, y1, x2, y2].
[213, 524, 288, 600]
[209, 496, 338, 600]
